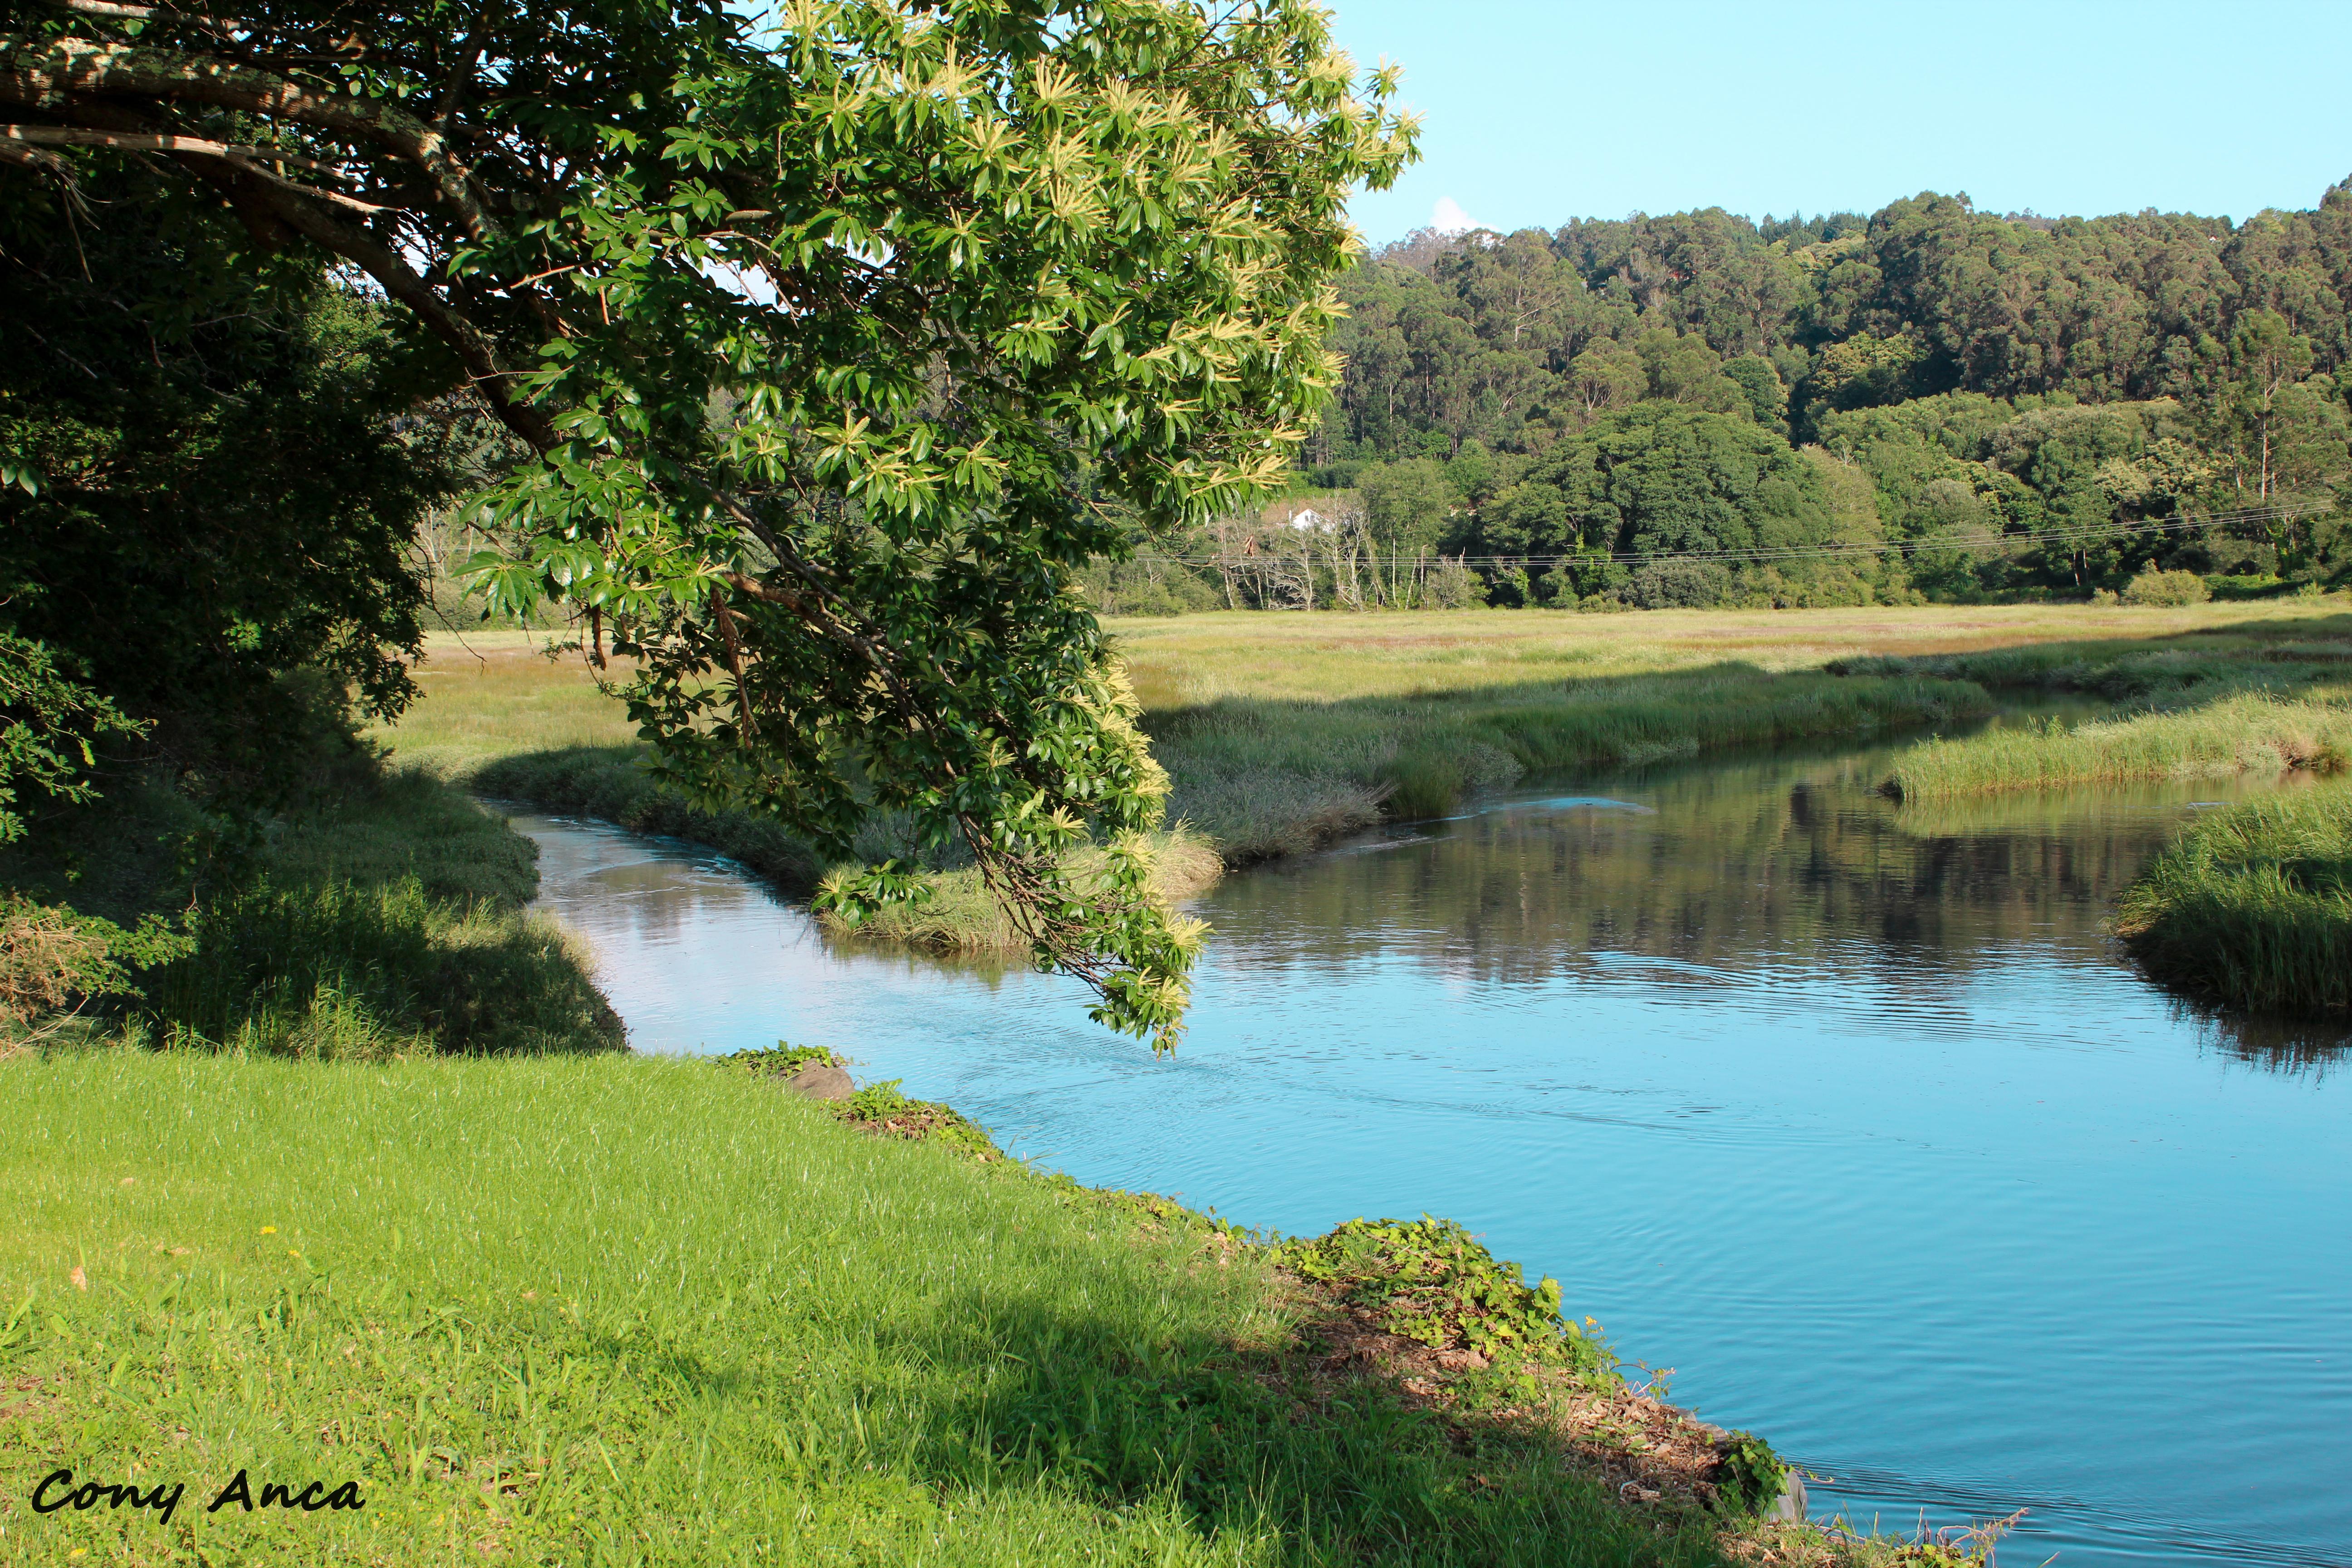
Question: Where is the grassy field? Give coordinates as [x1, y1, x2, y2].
[0, 1051, 1869, 1568]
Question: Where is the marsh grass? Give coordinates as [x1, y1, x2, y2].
[1883, 694, 2352, 800]
[372, 606, 2352, 943]
[1150, 669, 1989, 839]
[1850, 609, 2352, 800]
[2117, 785, 2352, 1016]
[1, 1052, 1757, 1567]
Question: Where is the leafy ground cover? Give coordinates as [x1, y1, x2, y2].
[0, 1049, 1972, 1568]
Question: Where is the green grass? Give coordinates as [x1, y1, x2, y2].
[2, 764, 620, 1060]
[0, 1052, 1760, 1567]
[136, 877, 621, 1059]
[2116, 784, 2352, 1017]
[1882, 693, 2352, 800]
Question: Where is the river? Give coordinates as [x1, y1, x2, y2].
[503, 733, 2352, 1568]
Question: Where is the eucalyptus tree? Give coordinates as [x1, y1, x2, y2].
[0, 0, 1414, 1046]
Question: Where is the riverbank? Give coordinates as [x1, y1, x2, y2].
[1847, 603, 2352, 1013]
[2, 1048, 1946, 1567]
[1, 767, 622, 1061]
[379, 604, 2346, 938]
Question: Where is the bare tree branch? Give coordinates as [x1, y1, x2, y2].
[1, 34, 500, 241]
[2, 122, 388, 213]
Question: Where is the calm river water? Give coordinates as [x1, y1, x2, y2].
[505, 736, 2352, 1568]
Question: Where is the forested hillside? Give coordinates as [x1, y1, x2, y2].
[1088, 184, 2352, 613]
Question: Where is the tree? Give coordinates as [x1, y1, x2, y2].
[0, 1, 1412, 1047]
[0, 159, 449, 808]
[1357, 458, 1452, 549]
[1566, 339, 1646, 421]
[0, 632, 138, 846]
[1723, 355, 1788, 431]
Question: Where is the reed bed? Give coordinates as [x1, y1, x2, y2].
[2116, 785, 2352, 1016]
[1882, 694, 2352, 800]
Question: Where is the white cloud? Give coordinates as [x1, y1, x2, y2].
[1431, 196, 1480, 235]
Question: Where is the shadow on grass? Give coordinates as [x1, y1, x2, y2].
[900, 1294, 1725, 1568]
[140, 876, 625, 1058]
[561, 1269, 1740, 1568]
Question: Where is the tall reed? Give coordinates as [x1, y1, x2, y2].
[1883, 694, 2352, 800]
[2116, 785, 2352, 1016]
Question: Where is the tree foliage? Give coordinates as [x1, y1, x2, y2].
[0, 156, 449, 818]
[0, 1, 1413, 1045]
[1288, 184, 2352, 606]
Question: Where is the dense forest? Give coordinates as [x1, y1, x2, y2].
[1086, 183, 2352, 612]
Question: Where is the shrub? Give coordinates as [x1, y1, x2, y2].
[1420, 554, 1489, 609]
[2119, 568, 2210, 607]
[0, 897, 189, 1034]
[1624, 559, 1734, 609]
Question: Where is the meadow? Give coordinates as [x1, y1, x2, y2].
[0, 1051, 1866, 1567]
[372, 601, 2350, 916]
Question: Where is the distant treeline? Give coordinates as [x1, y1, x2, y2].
[1087, 184, 2352, 613]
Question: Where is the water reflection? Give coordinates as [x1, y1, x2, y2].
[505, 738, 2352, 1568]
[1202, 743, 2336, 1054]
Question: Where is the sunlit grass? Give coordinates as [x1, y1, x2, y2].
[1106, 600, 2352, 707]
[2117, 783, 2352, 1016]
[1883, 692, 2352, 800]
[0, 1052, 1746, 1567]
[371, 632, 639, 779]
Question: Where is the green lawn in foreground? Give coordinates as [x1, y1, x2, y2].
[0, 1054, 1737, 1567]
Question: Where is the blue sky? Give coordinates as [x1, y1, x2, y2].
[1326, 0, 2352, 243]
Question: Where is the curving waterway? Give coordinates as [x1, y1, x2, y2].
[503, 735, 2352, 1568]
